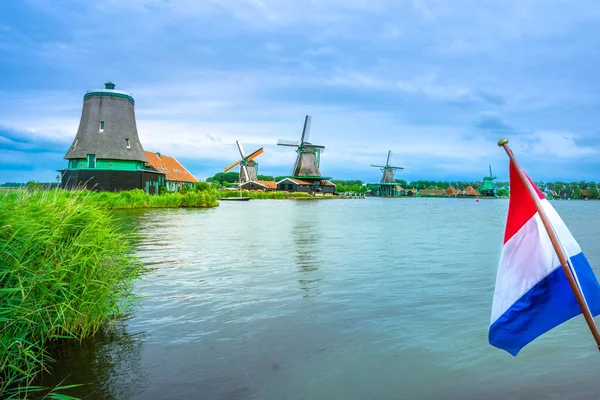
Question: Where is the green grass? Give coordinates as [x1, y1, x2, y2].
[0, 189, 146, 398]
[92, 188, 219, 209]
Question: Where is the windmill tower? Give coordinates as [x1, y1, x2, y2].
[61, 82, 164, 194]
[370, 150, 404, 196]
[278, 115, 326, 181]
[480, 165, 497, 197]
[224, 140, 264, 185]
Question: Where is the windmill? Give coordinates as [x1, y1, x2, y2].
[370, 150, 404, 196]
[224, 140, 264, 185]
[277, 115, 325, 179]
[480, 165, 497, 197]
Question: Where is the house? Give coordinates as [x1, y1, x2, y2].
[418, 189, 445, 196]
[276, 178, 336, 195]
[443, 186, 459, 196]
[405, 188, 417, 197]
[144, 152, 198, 192]
[463, 185, 480, 196]
[239, 180, 278, 191]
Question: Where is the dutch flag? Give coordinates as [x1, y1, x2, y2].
[489, 160, 600, 356]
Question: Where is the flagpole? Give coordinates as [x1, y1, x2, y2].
[498, 138, 600, 350]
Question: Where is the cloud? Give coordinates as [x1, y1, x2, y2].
[3, 0, 600, 183]
[474, 112, 518, 135]
[0, 125, 69, 155]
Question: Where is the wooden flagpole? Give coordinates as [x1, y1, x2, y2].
[498, 138, 600, 350]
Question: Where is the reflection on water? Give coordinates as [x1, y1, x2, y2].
[292, 202, 322, 298]
[35, 199, 600, 399]
[36, 320, 147, 400]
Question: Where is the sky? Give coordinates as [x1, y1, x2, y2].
[1, 0, 600, 184]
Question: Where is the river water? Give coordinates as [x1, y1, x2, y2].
[40, 198, 600, 399]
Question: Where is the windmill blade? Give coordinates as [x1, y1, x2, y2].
[278, 139, 300, 147]
[236, 140, 246, 159]
[386, 150, 392, 166]
[489, 165, 496, 179]
[224, 160, 240, 172]
[389, 166, 404, 170]
[370, 164, 386, 168]
[242, 164, 249, 182]
[307, 144, 325, 149]
[246, 147, 264, 162]
[300, 115, 312, 144]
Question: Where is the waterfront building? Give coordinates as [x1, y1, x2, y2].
[61, 82, 164, 194]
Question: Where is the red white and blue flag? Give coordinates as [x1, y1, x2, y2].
[489, 161, 600, 356]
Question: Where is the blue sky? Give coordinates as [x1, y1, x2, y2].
[2, 0, 600, 184]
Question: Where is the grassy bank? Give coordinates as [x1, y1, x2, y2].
[93, 187, 219, 209]
[0, 189, 145, 398]
[218, 190, 335, 199]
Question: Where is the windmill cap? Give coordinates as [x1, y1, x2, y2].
[84, 82, 134, 102]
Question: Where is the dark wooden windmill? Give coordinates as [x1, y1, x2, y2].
[370, 150, 404, 196]
[277, 115, 325, 181]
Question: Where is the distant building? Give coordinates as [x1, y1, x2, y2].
[61, 82, 164, 194]
[443, 186, 459, 196]
[419, 189, 445, 196]
[463, 185, 480, 196]
[144, 152, 198, 192]
[239, 180, 277, 191]
[276, 178, 336, 195]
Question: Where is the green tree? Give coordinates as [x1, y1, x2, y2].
[206, 172, 239, 184]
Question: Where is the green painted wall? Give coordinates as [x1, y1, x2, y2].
[68, 158, 145, 171]
[84, 91, 135, 103]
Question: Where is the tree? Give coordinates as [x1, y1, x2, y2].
[206, 172, 239, 184]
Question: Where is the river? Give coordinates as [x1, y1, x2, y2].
[40, 198, 600, 399]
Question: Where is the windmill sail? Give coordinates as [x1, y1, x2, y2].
[224, 140, 264, 184]
[371, 150, 404, 195]
[278, 115, 325, 178]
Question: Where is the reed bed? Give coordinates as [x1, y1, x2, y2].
[0, 189, 145, 398]
[93, 188, 219, 209]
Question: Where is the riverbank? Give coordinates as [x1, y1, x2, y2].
[218, 190, 336, 200]
[95, 187, 219, 209]
[0, 189, 145, 398]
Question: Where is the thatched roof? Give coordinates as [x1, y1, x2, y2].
[65, 84, 148, 162]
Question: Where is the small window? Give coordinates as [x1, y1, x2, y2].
[87, 154, 96, 168]
[125, 139, 130, 148]
[99, 121, 104, 133]
[70, 159, 77, 169]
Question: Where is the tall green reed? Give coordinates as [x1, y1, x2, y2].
[0, 189, 144, 397]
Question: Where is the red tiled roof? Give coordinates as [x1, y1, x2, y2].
[258, 180, 277, 189]
[445, 186, 459, 195]
[419, 189, 444, 195]
[463, 185, 480, 196]
[145, 152, 198, 183]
